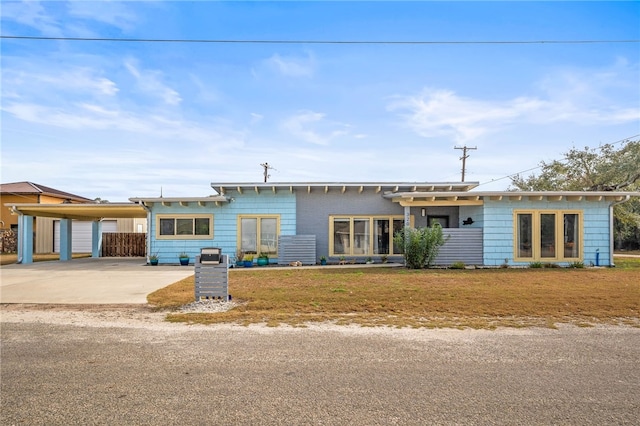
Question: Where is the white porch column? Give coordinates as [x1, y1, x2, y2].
[91, 220, 102, 258]
[403, 206, 411, 267]
[18, 214, 34, 264]
[59, 219, 72, 261]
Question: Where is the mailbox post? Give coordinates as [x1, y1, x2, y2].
[194, 248, 229, 301]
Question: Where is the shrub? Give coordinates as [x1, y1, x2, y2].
[393, 224, 448, 269]
[568, 261, 585, 268]
[450, 261, 465, 269]
[529, 261, 544, 268]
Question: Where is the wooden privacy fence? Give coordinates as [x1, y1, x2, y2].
[102, 233, 146, 257]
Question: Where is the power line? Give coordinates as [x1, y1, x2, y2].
[476, 134, 640, 188]
[1, 35, 639, 45]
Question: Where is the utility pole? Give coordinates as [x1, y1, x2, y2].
[454, 146, 477, 182]
[260, 162, 274, 183]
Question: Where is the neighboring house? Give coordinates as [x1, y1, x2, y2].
[130, 182, 639, 267]
[1, 181, 146, 254]
[1, 181, 92, 253]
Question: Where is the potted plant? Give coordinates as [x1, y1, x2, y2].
[179, 252, 190, 266]
[235, 249, 244, 267]
[366, 256, 374, 264]
[243, 254, 254, 267]
[149, 253, 159, 266]
[320, 256, 327, 266]
[257, 253, 269, 266]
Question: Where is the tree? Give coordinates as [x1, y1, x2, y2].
[510, 140, 640, 249]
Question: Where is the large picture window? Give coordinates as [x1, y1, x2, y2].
[156, 215, 213, 239]
[514, 210, 582, 261]
[238, 215, 279, 255]
[330, 216, 407, 257]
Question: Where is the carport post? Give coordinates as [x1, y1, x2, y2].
[91, 220, 102, 258]
[18, 214, 34, 264]
[59, 219, 73, 261]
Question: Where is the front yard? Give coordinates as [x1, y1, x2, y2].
[149, 257, 640, 329]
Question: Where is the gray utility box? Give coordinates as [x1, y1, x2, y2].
[194, 254, 229, 301]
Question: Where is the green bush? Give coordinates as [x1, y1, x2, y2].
[393, 224, 448, 269]
[450, 261, 466, 269]
[529, 261, 544, 268]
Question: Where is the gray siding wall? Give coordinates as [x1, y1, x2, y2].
[435, 228, 483, 265]
[296, 189, 404, 260]
[278, 235, 317, 265]
[414, 206, 460, 228]
[296, 189, 466, 261]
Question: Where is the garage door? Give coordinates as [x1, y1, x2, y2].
[54, 220, 117, 253]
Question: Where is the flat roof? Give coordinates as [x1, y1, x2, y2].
[6, 203, 148, 221]
[129, 196, 229, 205]
[211, 182, 479, 195]
[383, 190, 639, 206]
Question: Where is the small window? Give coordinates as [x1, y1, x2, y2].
[156, 215, 213, 239]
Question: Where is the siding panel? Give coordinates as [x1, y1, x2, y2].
[435, 228, 483, 265]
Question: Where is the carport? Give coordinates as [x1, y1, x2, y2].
[7, 203, 148, 264]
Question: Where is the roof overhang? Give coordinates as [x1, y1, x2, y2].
[129, 196, 229, 207]
[211, 182, 479, 195]
[6, 203, 148, 221]
[384, 191, 639, 207]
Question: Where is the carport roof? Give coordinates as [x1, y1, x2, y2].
[6, 203, 148, 221]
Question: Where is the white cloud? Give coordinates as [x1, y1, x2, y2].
[388, 89, 525, 142]
[124, 59, 182, 106]
[2, 102, 244, 146]
[389, 65, 640, 144]
[67, 1, 138, 32]
[281, 111, 350, 145]
[2, 66, 119, 99]
[0, 0, 140, 37]
[250, 113, 264, 125]
[0, 1, 62, 36]
[265, 53, 316, 77]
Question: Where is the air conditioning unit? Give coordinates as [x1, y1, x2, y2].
[200, 247, 221, 265]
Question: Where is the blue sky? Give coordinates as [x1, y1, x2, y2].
[1, 1, 639, 201]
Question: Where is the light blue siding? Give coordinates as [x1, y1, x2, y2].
[483, 199, 612, 266]
[459, 205, 484, 228]
[148, 192, 296, 264]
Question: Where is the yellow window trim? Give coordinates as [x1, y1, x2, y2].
[237, 214, 281, 255]
[156, 213, 213, 240]
[328, 215, 413, 257]
[513, 209, 583, 262]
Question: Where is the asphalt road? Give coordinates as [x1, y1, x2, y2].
[1, 317, 639, 425]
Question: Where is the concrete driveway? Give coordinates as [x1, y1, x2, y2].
[0, 258, 194, 304]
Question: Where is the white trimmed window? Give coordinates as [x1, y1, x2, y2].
[514, 210, 582, 261]
[329, 215, 409, 257]
[237, 215, 280, 255]
[156, 214, 213, 239]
